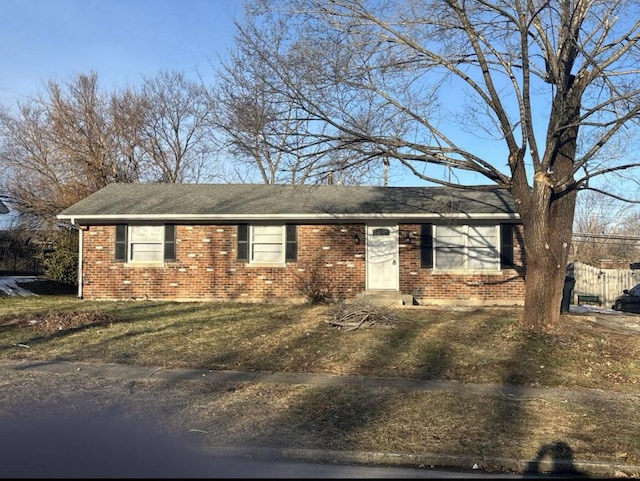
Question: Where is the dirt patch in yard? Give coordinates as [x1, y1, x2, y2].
[9, 311, 115, 333]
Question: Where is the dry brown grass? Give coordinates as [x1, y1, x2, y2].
[4, 299, 635, 392]
[1, 288, 639, 475]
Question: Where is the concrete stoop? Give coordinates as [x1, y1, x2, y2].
[355, 291, 414, 306]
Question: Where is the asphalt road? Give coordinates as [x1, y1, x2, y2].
[0, 403, 529, 479]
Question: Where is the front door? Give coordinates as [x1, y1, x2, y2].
[366, 225, 399, 290]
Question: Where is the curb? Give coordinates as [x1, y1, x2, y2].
[203, 446, 639, 478]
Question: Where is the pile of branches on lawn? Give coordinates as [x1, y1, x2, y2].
[326, 297, 403, 331]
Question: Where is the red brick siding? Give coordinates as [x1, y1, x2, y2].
[79, 222, 525, 304]
[80, 224, 366, 302]
[398, 224, 525, 305]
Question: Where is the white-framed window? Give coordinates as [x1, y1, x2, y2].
[251, 225, 285, 263]
[128, 225, 164, 263]
[115, 224, 176, 264]
[237, 224, 297, 265]
[434, 224, 500, 271]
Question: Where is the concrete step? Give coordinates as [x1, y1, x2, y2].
[355, 291, 414, 306]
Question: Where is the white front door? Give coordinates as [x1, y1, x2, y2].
[366, 225, 399, 290]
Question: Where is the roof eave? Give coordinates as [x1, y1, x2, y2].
[57, 212, 521, 224]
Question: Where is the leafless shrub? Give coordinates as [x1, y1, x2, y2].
[293, 259, 336, 305]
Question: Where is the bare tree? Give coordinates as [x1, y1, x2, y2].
[109, 88, 149, 184]
[0, 71, 221, 231]
[0, 73, 140, 230]
[137, 71, 217, 183]
[210, 12, 396, 185]
[618, 211, 640, 263]
[48, 73, 139, 189]
[210, 40, 312, 184]
[230, 0, 640, 331]
[572, 190, 637, 266]
[0, 103, 69, 229]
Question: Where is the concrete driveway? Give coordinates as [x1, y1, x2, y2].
[569, 304, 640, 335]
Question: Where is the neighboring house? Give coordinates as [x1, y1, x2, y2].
[56, 183, 526, 305]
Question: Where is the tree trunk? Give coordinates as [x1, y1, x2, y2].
[518, 94, 579, 332]
[520, 186, 576, 332]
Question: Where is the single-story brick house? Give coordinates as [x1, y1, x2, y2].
[56, 183, 525, 305]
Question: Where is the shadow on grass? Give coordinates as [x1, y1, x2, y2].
[523, 441, 585, 477]
[0, 300, 619, 476]
[483, 326, 589, 477]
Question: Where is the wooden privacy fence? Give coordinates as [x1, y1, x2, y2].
[572, 262, 640, 308]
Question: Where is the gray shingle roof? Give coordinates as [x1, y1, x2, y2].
[57, 183, 519, 222]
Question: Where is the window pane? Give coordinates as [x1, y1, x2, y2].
[468, 248, 498, 269]
[130, 225, 163, 242]
[468, 226, 498, 269]
[253, 225, 282, 239]
[253, 232, 283, 243]
[129, 226, 164, 262]
[468, 226, 495, 248]
[436, 226, 464, 247]
[251, 225, 284, 263]
[130, 243, 163, 262]
[435, 226, 463, 268]
[435, 247, 465, 269]
[252, 244, 283, 262]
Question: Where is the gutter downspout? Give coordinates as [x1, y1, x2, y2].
[72, 218, 83, 299]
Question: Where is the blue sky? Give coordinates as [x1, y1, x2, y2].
[0, 0, 241, 104]
[0, 0, 501, 188]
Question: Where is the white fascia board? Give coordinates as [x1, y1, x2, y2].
[58, 212, 520, 223]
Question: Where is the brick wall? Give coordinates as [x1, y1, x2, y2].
[398, 224, 526, 305]
[79, 222, 525, 305]
[80, 224, 366, 302]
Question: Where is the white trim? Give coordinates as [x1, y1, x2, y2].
[77, 228, 83, 299]
[244, 263, 287, 268]
[123, 262, 167, 268]
[250, 225, 286, 264]
[58, 212, 520, 222]
[127, 225, 165, 263]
